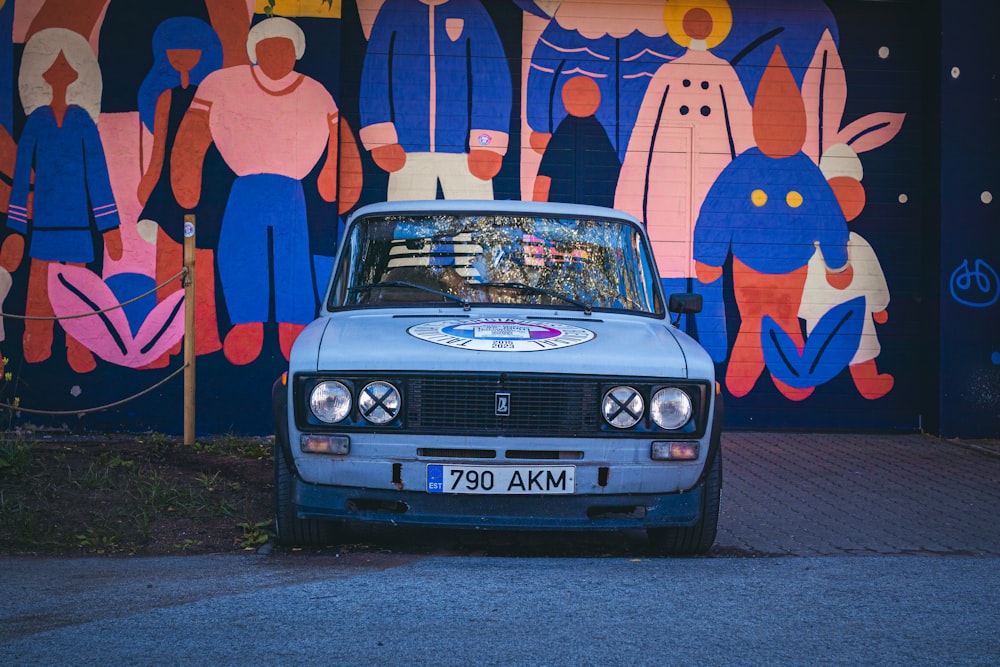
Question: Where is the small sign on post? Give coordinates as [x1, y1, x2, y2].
[183, 215, 196, 445]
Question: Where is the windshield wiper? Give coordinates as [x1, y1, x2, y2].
[349, 281, 471, 310]
[477, 282, 592, 315]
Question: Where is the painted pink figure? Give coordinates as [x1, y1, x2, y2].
[179, 50, 339, 183]
[172, 18, 359, 365]
[615, 4, 753, 279]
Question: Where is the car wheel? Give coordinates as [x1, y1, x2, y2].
[273, 438, 335, 547]
[647, 447, 722, 556]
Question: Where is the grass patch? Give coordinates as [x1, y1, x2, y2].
[0, 435, 35, 475]
[192, 434, 272, 460]
[0, 432, 273, 556]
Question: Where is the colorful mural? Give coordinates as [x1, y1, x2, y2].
[939, 0, 1000, 437]
[7, 27, 122, 373]
[172, 16, 352, 364]
[359, 0, 512, 201]
[0, 0, 993, 436]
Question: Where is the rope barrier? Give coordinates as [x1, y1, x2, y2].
[0, 364, 187, 416]
[0, 269, 190, 414]
[1, 218, 197, 438]
[0, 268, 187, 321]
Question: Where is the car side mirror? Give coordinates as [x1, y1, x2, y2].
[668, 292, 703, 315]
[668, 292, 702, 327]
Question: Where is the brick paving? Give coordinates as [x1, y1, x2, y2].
[717, 432, 1000, 556]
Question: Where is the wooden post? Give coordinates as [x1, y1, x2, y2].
[183, 214, 196, 445]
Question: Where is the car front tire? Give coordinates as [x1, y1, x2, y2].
[273, 437, 336, 547]
[646, 447, 721, 556]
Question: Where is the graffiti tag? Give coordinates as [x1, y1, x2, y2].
[949, 259, 999, 307]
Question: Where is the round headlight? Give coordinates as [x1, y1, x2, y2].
[602, 386, 643, 429]
[359, 381, 401, 425]
[309, 381, 352, 423]
[650, 387, 693, 430]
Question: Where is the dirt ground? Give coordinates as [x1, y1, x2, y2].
[0, 433, 274, 557]
[6, 430, 998, 559]
[0, 431, 656, 559]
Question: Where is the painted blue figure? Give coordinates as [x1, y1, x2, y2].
[533, 76, 619, 207]
[693, 47, 851, 401]
[696, 151, 849, 273]
[3, 29, 122, 373]
[359, 0, 513, 201]
[694, 148, 851, 400]
[7, 105, 120, 263]
[137, 17, 226, 245]
[98, 0, 214, 112]
[136, 16, 228, 361]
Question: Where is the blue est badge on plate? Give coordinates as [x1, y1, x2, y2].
[427, 464, 444, 493]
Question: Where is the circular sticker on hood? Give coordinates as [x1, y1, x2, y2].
[407, 318, 595, 352]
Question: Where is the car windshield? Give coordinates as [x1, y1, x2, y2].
[328, 213, 663, 315]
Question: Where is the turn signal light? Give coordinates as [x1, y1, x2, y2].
[651, 441, 700, 461]
[300, 434, 350, 455]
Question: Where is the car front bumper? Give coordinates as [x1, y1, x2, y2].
[291, 475, 707, 531]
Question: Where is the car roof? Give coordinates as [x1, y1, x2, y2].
[347, 199, 643, 226]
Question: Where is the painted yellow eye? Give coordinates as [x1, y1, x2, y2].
[786, 191, 803, 208]
[751, 189, 768, 207]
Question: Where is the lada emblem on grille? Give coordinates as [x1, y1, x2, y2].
[495, 392, 511, 416]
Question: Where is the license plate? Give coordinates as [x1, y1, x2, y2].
[426, 464, 575, 495]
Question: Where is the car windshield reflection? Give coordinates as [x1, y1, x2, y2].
[329, 214, 663, 315]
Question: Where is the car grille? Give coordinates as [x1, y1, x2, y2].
[404, 375, 601, 436]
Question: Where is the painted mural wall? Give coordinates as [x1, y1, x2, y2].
[939, 0, 1000, 437]
[0, 0, 991, 436]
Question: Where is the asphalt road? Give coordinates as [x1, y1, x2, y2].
[1, 553, 998, 665]
[2, 432, 998, 665]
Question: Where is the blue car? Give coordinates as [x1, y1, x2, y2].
[273, 200, 723, 554]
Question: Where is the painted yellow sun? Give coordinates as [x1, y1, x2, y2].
[663, 0, 733, 49]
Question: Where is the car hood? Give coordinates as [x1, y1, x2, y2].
[291, 307, 711, 380]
